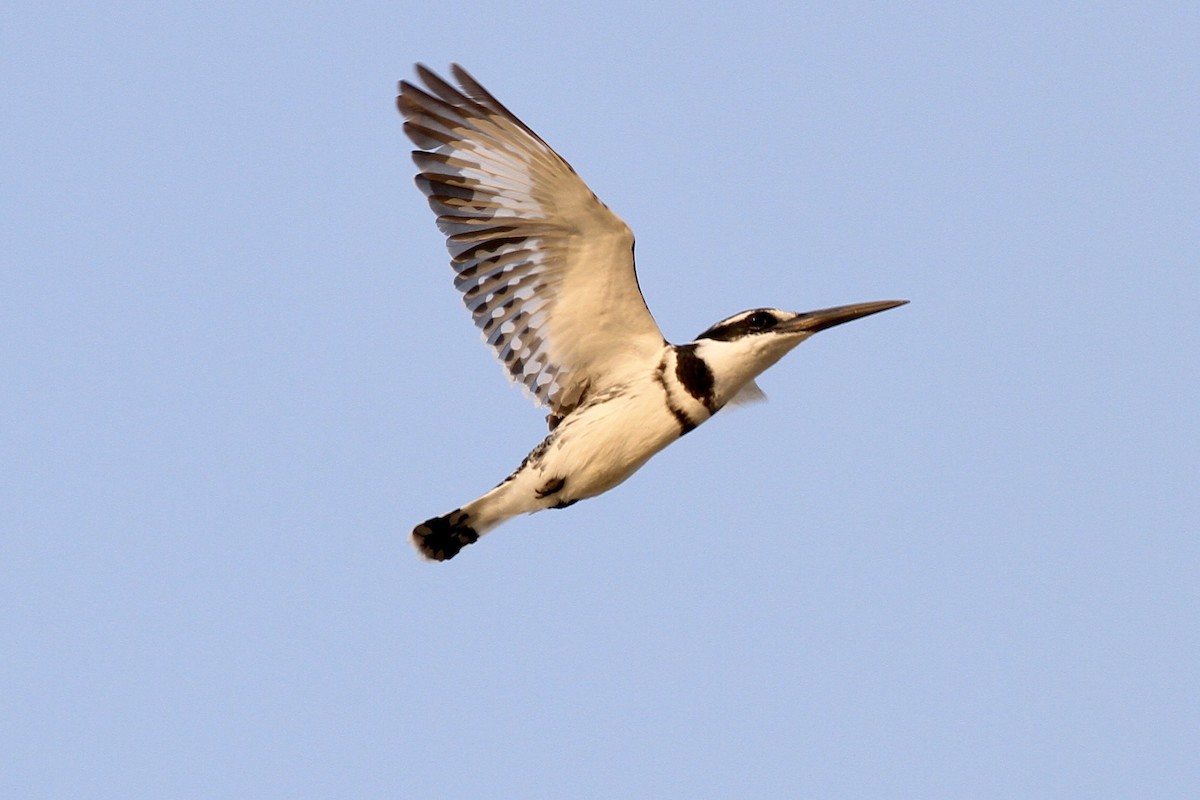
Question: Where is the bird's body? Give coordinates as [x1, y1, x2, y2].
[398, 65, 906, 560]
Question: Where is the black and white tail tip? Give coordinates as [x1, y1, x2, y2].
[411, 510, 479, 561]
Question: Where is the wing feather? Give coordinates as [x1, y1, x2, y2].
[398, 65, 665, 421]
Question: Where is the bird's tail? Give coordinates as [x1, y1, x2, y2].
[410, 508, 480, 561]
[411, 479, 534, 561]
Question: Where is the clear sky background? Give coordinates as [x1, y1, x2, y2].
[4, 2, 1198, 798]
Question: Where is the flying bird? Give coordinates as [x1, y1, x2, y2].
[397, 64, 906, 561]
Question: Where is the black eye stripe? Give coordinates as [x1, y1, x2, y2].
[747, 311, 774, 329]
[696, 309, 779, 341]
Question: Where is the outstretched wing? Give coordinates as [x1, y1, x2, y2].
[398, 64, 666, 424]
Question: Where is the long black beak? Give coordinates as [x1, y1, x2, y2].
[777, 300, 909, 334]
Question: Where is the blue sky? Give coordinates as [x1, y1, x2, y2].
[4, 2, 1198, 797]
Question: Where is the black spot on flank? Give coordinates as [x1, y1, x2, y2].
[496, 434, 555, 488]
[536, 476, 566, 498]
[674, 344, 717, 411]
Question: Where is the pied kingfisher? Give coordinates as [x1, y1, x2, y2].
[398, 65, 906, 561]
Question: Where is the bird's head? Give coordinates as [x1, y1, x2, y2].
[691, 300, 908, 405]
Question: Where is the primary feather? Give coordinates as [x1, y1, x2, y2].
[399, 64, 666, 425]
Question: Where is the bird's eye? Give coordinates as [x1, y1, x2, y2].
[747, 311, 774, 330]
